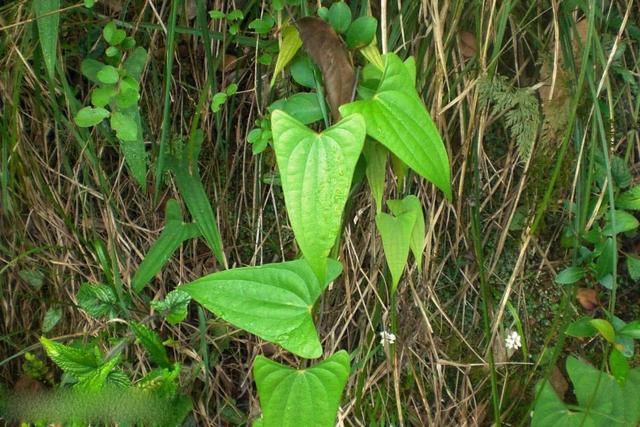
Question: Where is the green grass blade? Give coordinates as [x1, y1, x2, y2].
[33, 0, 60, 80]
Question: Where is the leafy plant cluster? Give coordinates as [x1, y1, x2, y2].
[35, 2, 451, 426]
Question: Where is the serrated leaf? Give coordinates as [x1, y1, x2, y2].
[130, 322, 171, 368]
[328, 2, 351, 34]
[97, 65, 120, 84]
[271, 25, 302, 87]
[124, 47, 147, 81]
[362, 139, 387, 212]
[42, 306, 62, 333]
[603, 209, 639, 236]
[180, 259, 343, 359]
[376, 209, 416, 293]
[345, 16, 377, 49]
[269, 93, 324, 124]
[387, 195, 425, 272]
[40, 337, 101, 377]
[74, 106, 110, 127]
[253, 350, 350, 427]
[76, 283, 119, 319]
[150, 290, 192, 325]
[34, 0, 60, 80]
[617, 185, 640, 210]
[554, 266, 585, 285]
[110, 111, 137, 141]
[340, 54, 451, 199]
[132, 200, 200, 293]
[271, 110, 365, 280]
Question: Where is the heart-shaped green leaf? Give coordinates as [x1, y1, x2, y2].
[376, 208, 417, 293]
[179, 259, 343, 359]
[387, 195, 425, 272]
[340, 53, 451, 200]
[253, 350, 350, 427]
[271, 110, 365, 280]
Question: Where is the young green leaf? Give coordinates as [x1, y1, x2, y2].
[130, 322, 171, 369]
[269, 93, 324, 124]
[376, 209, 417, 293]
[340, 54, 451, 200]
[110, 111, 137, 141]
[253, 350, 350, 427]
[554, 266, 585, 285]
[97, 65, 120, 85]
[388, 195, 425, 272]
[271, 25, 302, 87]
[91, 85, 116, 108]
[74, 106, 110, 127]
[81, 58, 106, 83]
[34, 0, 60, 80]
[590, 319, 615, 343]
[617, 185, 640, 210]
[345, 16, 377, 49]
[180, 259, 343, 359]
[271, 110, 365, 280]
[150, 290, 192, 325]
[76, 283, 119, 319]
[328, 2, 352, 34]
[103, 22, 126, 46]
[362, 139, 387, 212]
[124, 47, 148, 81]
[249, 16, 275, 34]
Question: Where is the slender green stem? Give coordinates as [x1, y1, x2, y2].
[154, 0, 181, 202]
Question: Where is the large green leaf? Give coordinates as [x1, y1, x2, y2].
[340, 53, 451, 200]
[376, 209, 416, 293]
[532, 356, 640, 427]
[33, 0, 60, 80]
[387, 195, 425, 272]
[253, 350, 350, 427]
[271, 110, 365, 280]
[179, 259, 343, 359]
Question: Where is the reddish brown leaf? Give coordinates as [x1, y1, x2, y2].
[459, 31, 476, 58]
[295, 17, 355, 121]
[576, 287, 599, 310]
[549, 365, 569, 399]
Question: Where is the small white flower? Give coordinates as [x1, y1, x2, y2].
[505, 330, 522, 351]
[379, 331, 396, 345]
